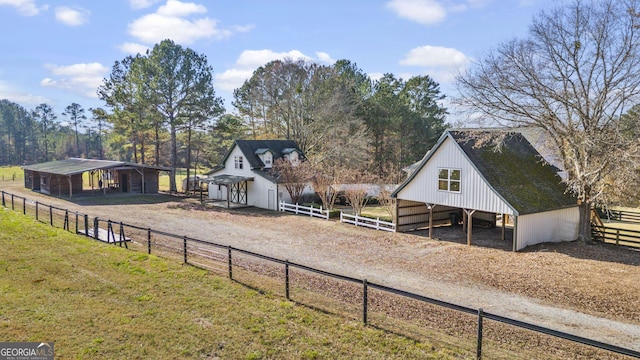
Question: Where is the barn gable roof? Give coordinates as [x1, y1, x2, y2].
[392, 130, 576, 215]
[215, 140, 304, 170]
[22, 158, 170, 176]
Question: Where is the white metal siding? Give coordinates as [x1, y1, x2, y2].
[396, 137, 515, 215]
[515, 206, 580, 250]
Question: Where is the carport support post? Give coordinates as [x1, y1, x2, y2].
[427, 204, 434, 239]
[501, 214, 506, 241]
[464, 209, 476, 246]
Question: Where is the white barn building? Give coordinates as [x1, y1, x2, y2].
[204, 140, 309, 210]
[392, 130, 579, 251]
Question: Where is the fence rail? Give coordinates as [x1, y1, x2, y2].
[340, 212, 396, 232]
[598, 208, 640, 224]
[2, 189, 639, 359]
[592, 224, 640, 247]
[279, 201, 329, 220]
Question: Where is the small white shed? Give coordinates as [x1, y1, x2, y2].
[392, 130, 579, 251]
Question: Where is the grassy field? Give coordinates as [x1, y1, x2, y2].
[0, 209, 461, 359]
[0, 166, 22, 181]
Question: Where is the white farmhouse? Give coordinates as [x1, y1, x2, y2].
[392, 130, 579, 251]
[204, 140, 307, 210]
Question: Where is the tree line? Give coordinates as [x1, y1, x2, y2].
[0, 39, 448, 191]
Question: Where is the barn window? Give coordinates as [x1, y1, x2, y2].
[234, 156, 243, 169]
[438, 168, 461, 192]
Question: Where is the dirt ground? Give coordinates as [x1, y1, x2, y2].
[2, 182, 640, 355]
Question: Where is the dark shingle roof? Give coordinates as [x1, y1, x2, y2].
[393, 130, 576, 215]
[450, 131, 575, 214]
[230, 140, 304, 169]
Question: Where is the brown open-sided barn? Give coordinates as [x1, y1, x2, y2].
[22, 158, 171, 198]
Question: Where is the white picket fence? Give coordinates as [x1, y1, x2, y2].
[279, 201, 329, 220]
[340, 212, 396, 232]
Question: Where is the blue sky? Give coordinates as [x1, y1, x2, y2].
[0, 0, 555, 118]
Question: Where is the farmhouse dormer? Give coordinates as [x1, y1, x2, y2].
[254, 148, 274, 169]
[281, 148, 301, 164]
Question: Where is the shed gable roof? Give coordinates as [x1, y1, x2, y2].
[393, 130, 576, 215]
[22, 158, 170, 176]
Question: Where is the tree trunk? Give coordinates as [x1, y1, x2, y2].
[578, 200, 592, 243]
[185, 125, 192, 194]
[169, 120, 177, 193]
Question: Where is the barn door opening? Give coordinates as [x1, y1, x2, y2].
[120, 173, 128, 192]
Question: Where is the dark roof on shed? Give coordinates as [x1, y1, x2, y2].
[393, 130, 576, 215]
[22, 158, 171, 176]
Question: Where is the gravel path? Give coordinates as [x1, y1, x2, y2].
[3, 186, 640, 354]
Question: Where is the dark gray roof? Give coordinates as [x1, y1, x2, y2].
[22, 158, 171, 176]
[221, 140, 304, 170]
[393, 130, 576, 215]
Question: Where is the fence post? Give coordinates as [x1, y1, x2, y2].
[228, 246, 233, 280]
[94, 218, 99, 240]
[75, 212, 78, 234]
[22, 197, 25, 215]
[35, 201, 39, 220]
[49, 205, 53, 226]
[63, 210, 69, 231]
[477, 308, 484, 360]
[616, 229, 620, 245]
[120, 222, 127, 249]
[11, 194, 14, 210]
[183, 236, 188, 264]
[285, 260, 290, 300]
[363, 279, 368, 325]
[1, 191, 4, 207]
[147, 228, 152, 255]
[84, 214, 89, 237]
[376, 217, 380, 231]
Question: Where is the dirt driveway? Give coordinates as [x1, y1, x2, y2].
[3, 183, 640, 354]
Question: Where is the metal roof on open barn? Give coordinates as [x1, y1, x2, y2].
[22, 158, 171, 176]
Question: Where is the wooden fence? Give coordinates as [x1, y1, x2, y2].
[592, 225, 640, 247]
[599, 208, 640, 223]
[340, 212, 396, 232]
[2, 190, 639, 359]
[279, 201, 329, 220]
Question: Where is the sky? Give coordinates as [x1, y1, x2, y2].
[0, 0, 556, 121]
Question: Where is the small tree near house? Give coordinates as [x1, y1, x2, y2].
[271, 157, 311, 204]
[309, 164, 343, 210]
[341, 170, 377, 216]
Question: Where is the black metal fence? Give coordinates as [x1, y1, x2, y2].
[2, 190, 639, 359]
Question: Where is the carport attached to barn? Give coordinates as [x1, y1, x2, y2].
[392, 130, 580, 251]
[23, 158, 171, 198]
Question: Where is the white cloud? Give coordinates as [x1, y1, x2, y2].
[215, 49, 331, 92]
[316, 52, 335, 64]
[129, 0, 161, 10]
[0, 79, 50, 105]
[55, 6, 90, 26]
[126, 0, 251, 46]
[400, 45, 469, 67]
[119, 42, 151, 55]
[386, 0, 446, 25]
[0, 0, 46, 16]
[42, 63, 109, 98]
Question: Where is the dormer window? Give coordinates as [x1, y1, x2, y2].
[254, 148, 274, 169]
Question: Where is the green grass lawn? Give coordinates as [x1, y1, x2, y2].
[0, 166, 22, 181]
[0, 209, 460, 359]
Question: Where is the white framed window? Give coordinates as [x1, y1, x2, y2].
[438, 168, 461, 192]
[234, 156, 243, 169]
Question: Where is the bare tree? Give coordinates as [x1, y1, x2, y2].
[309, 164, 342, 210]
[456, 0, 640, 242]
[271, 158, 311, 204]
[341, 170, 377, 216]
